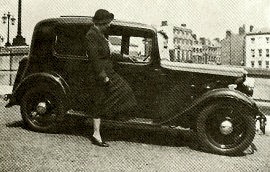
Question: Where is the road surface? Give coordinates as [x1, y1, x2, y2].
[0, 101, 270, 172]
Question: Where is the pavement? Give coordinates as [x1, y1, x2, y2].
[0, 85, 269, 135]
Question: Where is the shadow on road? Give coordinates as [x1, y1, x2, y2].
[5, 119, 201, 150]
[5, 119, 252, 157]
[6, 120, 25, 128]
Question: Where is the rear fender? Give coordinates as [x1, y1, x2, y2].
[8, 72, 70, 107]
[161, 88, 260, 126]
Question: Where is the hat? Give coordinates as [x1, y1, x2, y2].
[93, 9, 114, 24]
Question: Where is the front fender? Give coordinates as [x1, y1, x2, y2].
[162, 88, 260, 126]
[193, 88, 257, 109]
[6, 72, 70, 107]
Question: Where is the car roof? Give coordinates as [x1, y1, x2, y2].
[36, 16, 156, 31]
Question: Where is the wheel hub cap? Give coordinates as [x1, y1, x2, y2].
[36, 102, 47, 114]
[219, 120, 233, 135]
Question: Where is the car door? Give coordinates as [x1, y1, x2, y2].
[53, 24, 94, 110]
[109, 32, 160, 119]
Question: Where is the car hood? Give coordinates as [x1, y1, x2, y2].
[160, 61, 247, 77]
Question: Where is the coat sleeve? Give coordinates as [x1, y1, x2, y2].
[85, 33, 107, 82]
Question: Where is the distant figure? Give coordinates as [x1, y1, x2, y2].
[85, 9, 137, 147]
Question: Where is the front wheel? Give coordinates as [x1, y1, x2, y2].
[196, 101, 256, 155]
[21, 85, 64, 133]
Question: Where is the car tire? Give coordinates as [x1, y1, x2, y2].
[196, 101, 256, 155]
[21, 85, 64, 133]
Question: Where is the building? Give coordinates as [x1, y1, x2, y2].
[208, 38, 221, 65]
[191, 34, 203, 64]
[220, 26, 246, 66]
[160, 21, 194, 62]
[245, 27, 270, 68]
[191, 37, 221, 65]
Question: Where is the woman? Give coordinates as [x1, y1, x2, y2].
[85, 9, 137, 147]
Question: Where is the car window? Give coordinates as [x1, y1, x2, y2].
[108, 35, 122, 54]
[108, 35, 152, 63]
[129, 37, 152, 63]
[54, 26, 87, 59]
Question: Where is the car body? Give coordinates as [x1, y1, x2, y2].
[5, 17, 266, 155]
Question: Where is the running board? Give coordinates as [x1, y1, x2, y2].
[67, 109, 155, 124]
[66, 109, 86, 117]
[66, 109, 190, 131]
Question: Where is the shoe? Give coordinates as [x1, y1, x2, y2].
[91, 136, 109, 147]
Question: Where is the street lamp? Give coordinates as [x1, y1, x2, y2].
[2, 12, 16, 47]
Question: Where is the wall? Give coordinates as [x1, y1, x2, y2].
[245, 33, 270, 68]
[0, 46, 29, 85]
[221, 34, 245, 66]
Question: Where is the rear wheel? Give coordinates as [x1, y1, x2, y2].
[21, 85, 64, 133]
[196, 101, 256, 155]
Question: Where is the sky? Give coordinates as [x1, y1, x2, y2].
[0, 0, 270, 45]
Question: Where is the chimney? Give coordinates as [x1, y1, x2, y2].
[239, 26, 245, 35]
[214, 38, 220, 42]
[199, 37, 206, 45]
[242, 24, 246, 32]
[226, 30, 231, 38]
[161, 21, 168, 26]
[250, 25, 254, 32]
[181, 24, 186, 27]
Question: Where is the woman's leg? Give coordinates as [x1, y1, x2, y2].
[92, 118, 109, 147]
[92, 118, 102, 142]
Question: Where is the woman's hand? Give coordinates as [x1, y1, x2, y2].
[104, 76, 110, 83]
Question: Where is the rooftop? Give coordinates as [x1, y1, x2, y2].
[247, 27, 270, 36]
[37, 16, 156, 31]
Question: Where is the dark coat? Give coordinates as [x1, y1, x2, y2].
[85, 26, 137, 118]
[85, 26, 112, 82]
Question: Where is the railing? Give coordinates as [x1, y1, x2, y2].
[0, 46, 29, 86]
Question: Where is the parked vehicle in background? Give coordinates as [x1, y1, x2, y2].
[5, 16, 266, 155]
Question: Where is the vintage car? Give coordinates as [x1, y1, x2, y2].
[5, 16, 266, 155]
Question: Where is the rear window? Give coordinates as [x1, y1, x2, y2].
[54, 25, 89, 58]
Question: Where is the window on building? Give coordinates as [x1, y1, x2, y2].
[251, 49, 255, 57]
[251, 61, 255, 68]
[251, 38, 255, 43]
[266, 61, 269, 68]
[177, 50, 180, 59]
[258, 60, 262, 68]
[266, 37, 269, 43]
[266, 49, 269, 57]
[182, 51, 185, 61]
[259, 49, 262, 57]
[173, 37, 177, 44]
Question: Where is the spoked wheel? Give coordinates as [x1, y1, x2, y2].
[196, 101, 256, 155]
[21, 86, 64, 133]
